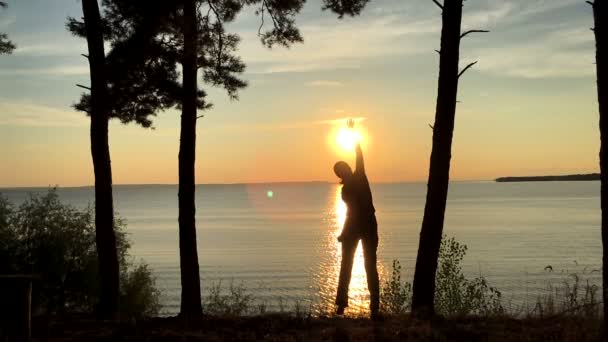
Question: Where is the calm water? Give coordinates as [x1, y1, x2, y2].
[0, 181, 602, 315]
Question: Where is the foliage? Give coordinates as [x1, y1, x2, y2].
[434, 236, 504, 316]
[380, 260, 412, 315]
[66, 1, 181, 128]
[119, 262, 162, 318]
[0, 2, 15, 54]
[322, 0, 370, 18]
[532, 267, 601, 319]
[203, 280, 253, 316]
[381, 236, 503, 317]
[0, 190, 160, 317]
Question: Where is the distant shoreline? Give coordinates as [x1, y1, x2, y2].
[495, 173, 600, 182]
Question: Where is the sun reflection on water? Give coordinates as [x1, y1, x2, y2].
[315, 185, 371, 315]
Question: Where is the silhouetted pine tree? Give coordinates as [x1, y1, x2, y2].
[590, 0, 607, 326]
[411, 0, 487, 317]
[73, 0, 119, 318]
[0, 1, 15, 54]
[67, 0, 181, 318]
[105, 0, 309, 317]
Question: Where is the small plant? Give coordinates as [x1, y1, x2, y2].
[119, 262, 162, 318]
[203, 280, 253, 316]
[434, 236, 504, 316]
[533, 266, 601, 319]
[380, 260, 412, 315]
[381, 236, 503, 317]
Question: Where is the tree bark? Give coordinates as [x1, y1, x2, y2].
[82, 0, 119, 318]
[592, 0, 608, 330]
[178, 0, 203, 317]
[411, 0, 463, 316]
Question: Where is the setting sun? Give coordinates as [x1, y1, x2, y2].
[334, 124, 365, 153]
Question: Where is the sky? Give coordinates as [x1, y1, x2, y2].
[0, 0, 601, 187]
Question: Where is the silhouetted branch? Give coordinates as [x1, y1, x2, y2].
[81, 54, 89, 59]
[435, 49, 441, 55]
[76, 84, 91, 91]
[196, 115, 205, 120]
[458, 61, 478, 78]
[428, 124, 434, 130]
[258, 5, 265, 36]
[460, 30, 489, 39]
[431, 0, 443, 10]
[207, 0, 224, 72]
[586, 1, 594, 6]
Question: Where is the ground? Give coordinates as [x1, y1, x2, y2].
[31, 314, 602, 341]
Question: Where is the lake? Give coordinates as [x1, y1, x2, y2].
[1, 181, 602, 315]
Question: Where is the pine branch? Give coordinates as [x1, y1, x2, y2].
[458, 61, 478, 78]
[431, 0, 443, 10]
[258, 5, 265, 36]
[76, 84, 91, 91]
[460, 30, 489, 39]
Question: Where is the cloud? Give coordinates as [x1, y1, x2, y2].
[238, 12, 442, 74]
[0, 101, 87, 127]
[306, 80, 344, 87]
[0, 65, 89, 76]
[14, 42, 87, 57]
[216, 116, 366, 131]
[470, 26, 595, 79]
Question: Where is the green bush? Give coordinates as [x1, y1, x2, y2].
[380, 236, 503, 316]
[119, 262, 162, 318]
[203, 280, 253, 316]
[0, 189, 161, 317]
[380, 260, 412, 315]
[435, 236, 504, 316]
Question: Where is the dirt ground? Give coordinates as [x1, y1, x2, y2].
[30, 314, 602, 342]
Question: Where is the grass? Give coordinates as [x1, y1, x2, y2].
[32, 313, 603, 341]
[26, 235, 607, 341]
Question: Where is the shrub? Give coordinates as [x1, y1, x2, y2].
[0, 189, 161, 317]
[434, 236, 504, 316]
[119, 262, 162, 317]
[380, 260, 412, 315]
[533, 267, 601, 319]
[203, 280, 253, 316]
[380, 236, 503, 316]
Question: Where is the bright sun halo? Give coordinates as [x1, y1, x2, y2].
[336, 127, 362, 151]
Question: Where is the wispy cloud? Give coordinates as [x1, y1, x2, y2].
[470, 26, 595, 79]
[14, 42, 87, 57]
[306, 80, 344, 87]
[216, 116, 366, 131]
[0, 101, 87, 127]
[239, 13, 441, 74]
[0, 65, 89, 76]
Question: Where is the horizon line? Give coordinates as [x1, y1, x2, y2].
[0, 179, 499, 189]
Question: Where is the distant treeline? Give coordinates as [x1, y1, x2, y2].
[495, 173, 600, 182]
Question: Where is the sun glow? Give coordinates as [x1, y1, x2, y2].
[332, 124, 366, 153]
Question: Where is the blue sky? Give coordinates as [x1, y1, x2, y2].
[0, 0, 601, 186]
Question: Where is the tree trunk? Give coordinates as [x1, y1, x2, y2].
[82, 0, 119, 318]
[592, 0, 608, 330]
[411, 0, 463, 316]
[178, 0, 203, 317]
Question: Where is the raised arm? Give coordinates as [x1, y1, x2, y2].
[346, 119, 365, 175]
[355, 142, 365, 175]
